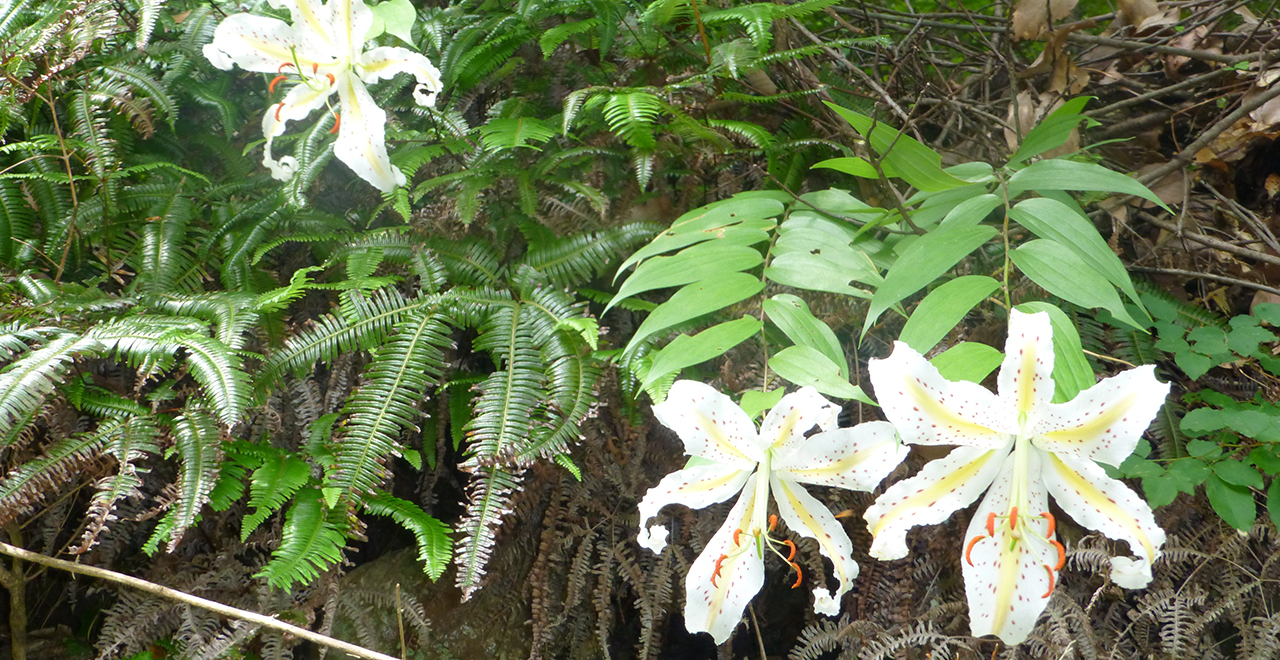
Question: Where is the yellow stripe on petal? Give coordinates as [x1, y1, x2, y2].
[1042, 392, 1139, 447]
[871, 448, 998, 538]
[904, 377, 1003, 439]
[775, 479, 851, 585]
[1047, 453, 1155, 559]
[692, 409, 754, 464]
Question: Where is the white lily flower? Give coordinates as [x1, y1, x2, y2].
[638, 381, 908, 644]
[864, 309, 1170, 644]
[202, 0, 443, 192]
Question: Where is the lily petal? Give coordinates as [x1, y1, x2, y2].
[771, 473, 859, 615]
[685, 474, 765, 644]
[636, 463, 752, 553]
[261, 79, 335, 180]
[1034, 365, 1170, 466]
[652, 381, 762, 468]
[360, 47, 446, 106]
[1041, 452, 1165, 588]
[334, 75, 406, 192]
[864, 444, 1010, 560]
[774, 421, 908, 491]
[325, 0, 373, 57]
[868, 342, 1014, 449]
[760, 386, 840, 453]
[997, 310, 1056, 419]
[202, 13, 332, 73]
[964, 449, 1054, 644]
[273, 0, 338, 53]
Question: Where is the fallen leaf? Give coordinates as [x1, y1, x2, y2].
[1004, 91, 1038, 151]
[1118, 0, 1159, 27]
[1266, 174, 1280, 199]
[1011, 0, 1079, 41]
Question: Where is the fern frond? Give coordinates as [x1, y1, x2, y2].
[522, 222, 660, 286]
[602, 92, 662, 150]
[74, 414, 161, 552]
[364, 493, 451, 580]
[162, 407, 223, 551]
[702, 3, 780, 52]
[463, 302, 542, 466]
[258, 491, 347, 589]
[479, 117, 558, 151]
[329, 304, 450, 503]
[168, 333, 249, 426]
[540, 17, 599, 58]
[103, 62, 175, 127]
[0, 334, 101, 439]
[0, 424, 112, 525]
[132, 0, 166, 50]
[422, 236, 503, 286]
[709, 119, 775, 148]
[454, 466, 521, 599]
[241, 453, 311, 541]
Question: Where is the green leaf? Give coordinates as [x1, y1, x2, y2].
[368, 0, 416, 44]
[1251, 446, 1280, 475]
[763, 294, 847, 378]
[1205, 474, 1256, 530]
[625, 273, 765, 354]
[260, 492, 347, 588]
[1009, 197, 1145, 314]
[812, 156, 899, 179]
[864, 225, 998, 336]
[929, 342, 1003, 383]
[641, 317, 763, 389]
[1186, 439, 1225, 459]
[1007, 97, 1092, 165]
[608, 242, 764, 314]
[1269, 479, 1280, 529]
[1010, 239, 1142, 330]
[617, 197, 782, 274]
[1254, 303, 1280, 325]
[478, 117, 558, 151]
[740, 388, 785, 419]
[824, 102, 970, 192]
[938, 194, 1002, 229]
[768, 346, 872, 404]
[899, 276, 999, 354]
[1213, 459, 1264, 489]
[1006, 159, 1170, 211]
[365, 493, 451, 580]
[1015, 301, 1094, 402]
[242, 455, 311, 542]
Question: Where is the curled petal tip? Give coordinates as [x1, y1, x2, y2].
[413, 84, 439, 106]
[264, 155, 298, 181]
[638, 525, 669, 554]
[1109, 556, 1154, 589]
[812, 587, 840, 616]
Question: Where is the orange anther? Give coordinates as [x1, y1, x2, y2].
[965, 534, 984, 566]
[789, 562, 803, 588]
[1050, 540, 1066, 571]
[277, 62, 295, 72]
[1009, 506, 1018, 531]
[782, 539, 797, 562]
[985, 512, 996, 537]
[1040, 564, 1055, 598]
[329, 113, 340, 134]
[1040, 512, 1056, 537]
[326, 73, 336, 85]
[274, 102, 285, 121]
[311, 63, 319, 74]
[769, 514, 778, 531]
[712, 554, 728, 587]
[733, 529, 744, 546]
[269, 75, 287, 93]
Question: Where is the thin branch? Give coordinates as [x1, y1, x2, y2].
[0, 541, 400, 660]
[1135, 210, 1280, 269]
[1127, 266, 1280, 297]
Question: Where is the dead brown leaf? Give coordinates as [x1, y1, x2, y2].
[1011, 0, 1079, 41]
[1118, 0, 1159, 27]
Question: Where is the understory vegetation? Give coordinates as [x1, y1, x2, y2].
[3, 0, 1280, 658]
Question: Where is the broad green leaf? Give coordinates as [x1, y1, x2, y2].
[740, 388, 785, 419]
[1205, 474, 1256, 530]
[1010, 239, 1142, 330]
[1016, 301, 1094, 402]
[608, 242, 763, 314]
[763, 294, 847, 379]
[1007, 97, 1092, 166]
[768, 345, 872, 404]
[1270, 479, 1280, 529]
[625, 273, 765, 354]
[1006, 159, 1170, 211]
[812, 156, 900, 179]
[938, 194, 1002, 229]
[368, 0, 416, 44]
[1251, 446, 1280, 475]
[899, 276, 999, 354]
[1186, 439, 1225, 459]
[765, 253, 874, 298]
[864, 225, 998, 336]
[642, 317, 763, 389]
[617, 197, 783, 274]
[824, 102, 970, 192]
[1009, 197, 1145, 314]
[1214, 460, 1264, 489]
[930, 342, 1003, 383]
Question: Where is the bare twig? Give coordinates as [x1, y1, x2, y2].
[1136, 210, 1280, 269]
[1127, 266, 1280, 297]
[0, 541, 399, 660]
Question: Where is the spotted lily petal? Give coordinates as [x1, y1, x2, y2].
[771, 472, 859, 614]
[684, 474, 765, 644]
[325, 0, 372, 56]
[774, 421, 908, 491]
[869, 342, 1014, 448]
[1035, 365, 1171, 466]
[360, 46, 445, 106]
[273, 0, 338, 52]
[759, 386, 840, 454]
[202, 13, 333, 73]
[652, 380, 762, 468]
[261, 79, 335, 180]
[963, 448, 1059, 644]
[1041, 452, 1165, 588]
[997, 309, 1056, 421]
[636, 463, 752, 553]
[334, 75, 405, 192]
[864, 444, 1010, 560]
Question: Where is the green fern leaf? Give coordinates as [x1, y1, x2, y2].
[479, 117, 558, 151]
[258, 491, 347, 589]
[703, 3, 780, 52]
[602, 92, 662, 150]
[709, 119, 775, 148]
[75, 415, 161, 552]
[454, 466, 520, 599]
[364, 493, 451, 581]
[540, 17, 599, 57]
[164, 407, 223, 551]
[0, 334, 101, 439]
[463, 302, 542, 465]
[242, 454, 311, 541]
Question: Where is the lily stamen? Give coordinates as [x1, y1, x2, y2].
[769, 514, 778, 531]
[790, 562, 803, 588]
[1040, 565, 1055, 598]
[329, 113, 340, 134]
[782, 539, 797, 562]
[269, 75, 288, 93]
